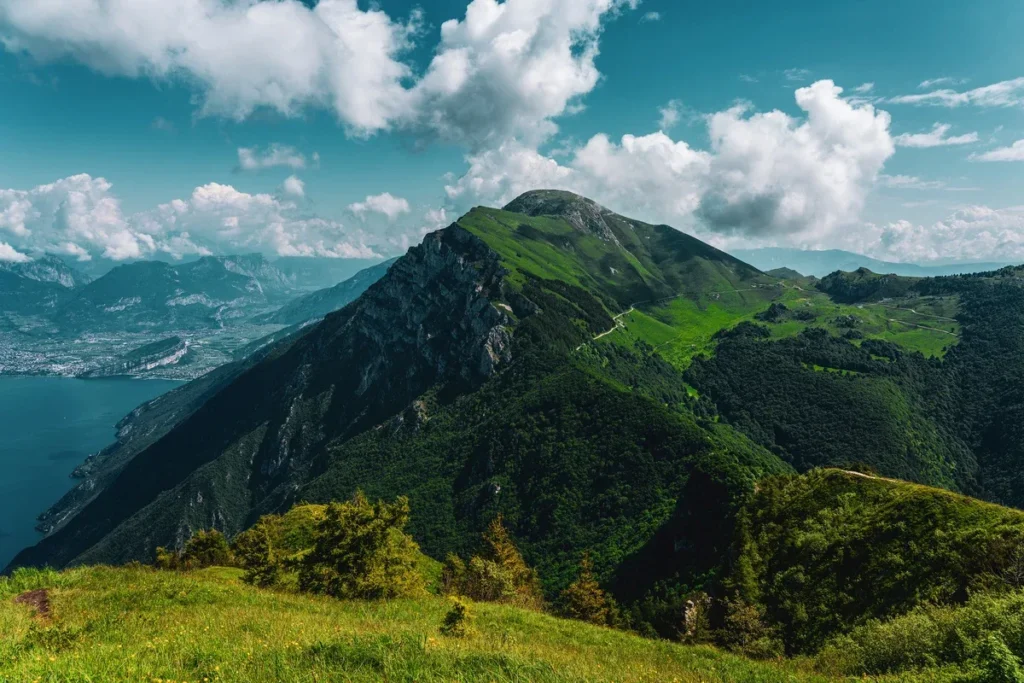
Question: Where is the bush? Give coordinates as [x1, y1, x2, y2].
[439, 597, 474, 638]
[442, 515, 544, 610]
[559, 553, 609, 625]
[154, 529, 233, 571]
[232, 523, 280, 588]
[976, 634, 1024, 683]
[297, 492, 425, 600]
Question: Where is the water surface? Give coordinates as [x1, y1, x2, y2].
[0, 376, 181, 569]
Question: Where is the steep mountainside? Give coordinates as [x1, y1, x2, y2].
[55, 254, 295, 333]
[258, 258, 398, 325]
[9, 191, 780, 586]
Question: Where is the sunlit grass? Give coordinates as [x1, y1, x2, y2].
[0, 565, 846, 683]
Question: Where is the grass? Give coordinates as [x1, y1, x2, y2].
[0, 564, 851, 683]
[598, 285, 960, 369]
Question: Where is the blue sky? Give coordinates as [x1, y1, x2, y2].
[1, 0, 1023, 265]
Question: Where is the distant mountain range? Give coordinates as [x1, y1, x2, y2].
[257, 258, 399, 326]
[0, 253, 398, 378]
[732, 247, 1014, 278]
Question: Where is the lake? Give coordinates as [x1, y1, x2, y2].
[0, 376, 181, 569]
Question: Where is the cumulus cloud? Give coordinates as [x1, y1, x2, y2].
[0, 0, 639, 145]
[0, 242, 29, 262]
[697, 80, 893, 238]
[349, 192, 411, 220]
[0, 174, 385, 261]
[406, 0, 639, 147]
[0, 0, 419, 133]
[447, 80, 894, 244]
[856, 205, 1024, 262]
[889, 77, 1024, 108]
[238, 145, 310, 171]
[971, 139, 1024, 162]
[894, 123, 979, 148]
[853, 82, 875, 94]
[282, 175, 305, 197]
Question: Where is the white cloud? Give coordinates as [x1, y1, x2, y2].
[349, 192, 411, 220]
[237, 144, 309, 171]
[854, 82, 875, 94]
[857, 205, 1024, 262]
[739, 74, 758, 83]
[0, 174, 386, 261]
[784, 68, 812, 82]
[889, 77, 1024, 108]
[894, 123, 979, 148]
[1, 0, 640, 147]
[640, 11, 661, 22]
[282, 175, 305, 197]
[447, 80, 894, 244]
[0, 0, 419, 134]
[0, 174, 150, 260]
[971, 139, 1024, 162]
[658, 99, 684, 129]
[697, 80, 893, 239]
[405, 0, 638, 148]
[918, 77, 967, 89]
[879, 174, 946, 190]
[0, 242, 29, 262]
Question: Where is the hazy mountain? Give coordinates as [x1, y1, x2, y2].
[0, 255, 91, 314]
[256, 258, 399, 326]
[55, 254, 295, 333]
[732, 247, 1012, 278]
[272, 256, 391, 291]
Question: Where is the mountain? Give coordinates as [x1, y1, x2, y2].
[733, 247, 1012, 278]
[54, 254, 295, 333]
[0, 255, 92, 314]
[273, 256, 389, 291]
[256, 258, 398, 326]
[8, 190, 782, 580]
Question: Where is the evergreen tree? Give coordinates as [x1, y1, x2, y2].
[297, 492, 425, 600]
[559, 553, 609, 625]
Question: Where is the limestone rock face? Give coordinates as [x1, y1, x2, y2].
[504, 189, 622, 244]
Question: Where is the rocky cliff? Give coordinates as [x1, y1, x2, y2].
[12, 225, 516, 569]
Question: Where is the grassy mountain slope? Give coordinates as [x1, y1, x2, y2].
[0, 565, 831, 683]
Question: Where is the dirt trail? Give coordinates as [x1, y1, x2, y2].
[14, 588, 51, 620]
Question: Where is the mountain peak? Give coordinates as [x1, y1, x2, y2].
[503, 189, 620, 242]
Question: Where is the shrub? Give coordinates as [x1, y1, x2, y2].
[154, 529, 233, 571]
[182, 529, 233, 570]
[297, 492, 425, 600]
[442, 515, 544, 610]
[719, 599, 784, 660]
[232, 523, 281, 587]
[975, 635, 1024, 683]
[440, 597, 474, 638]
[559, 553, 609, 625]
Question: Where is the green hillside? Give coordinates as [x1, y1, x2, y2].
[0, 565, 830, 683]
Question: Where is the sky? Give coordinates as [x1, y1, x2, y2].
[1, 0, 1023, 266]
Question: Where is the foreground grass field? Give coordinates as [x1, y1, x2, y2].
[0, 565, 843, 683]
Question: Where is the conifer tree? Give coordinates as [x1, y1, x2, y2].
[559, 553, 609, 625]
